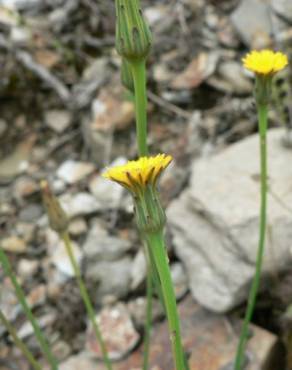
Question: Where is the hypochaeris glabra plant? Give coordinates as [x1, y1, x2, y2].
[112, 1, 186, 369]
[234, 50, 288, 370]
[40, 180, 113, 370]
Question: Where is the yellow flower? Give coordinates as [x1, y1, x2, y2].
[103, 154, 172, 193]
[242, 50, 288, 75]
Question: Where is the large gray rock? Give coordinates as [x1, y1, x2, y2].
[230, 0, 273, 48]
[168, 128, 292, 313]
[272, 0, 292, 23]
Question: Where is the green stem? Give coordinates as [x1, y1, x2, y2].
[147, 232, 186, 370]
[131, 60, 148, 156]
[0, 309, 42, 370]
[142, 251, 153, 370]
[61, 233, 112, 370]
[234, 104, 268, 370]
[0, 248, 58, 370]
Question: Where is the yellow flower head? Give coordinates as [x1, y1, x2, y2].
[242, 50, 288, 75]
[103, 154, 172, 194]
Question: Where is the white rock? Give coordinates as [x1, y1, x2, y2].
[89, 157, 126, 209]
[17, 259, 39, 278]
[272, 0, 292, 22]
[83, 222, 132, 261]
[59, 192, 101, 218]
[45, 110, 71, 133]
[57, 160, 95, 184]
[230, 0, 272, 48]
[51, 239, 82, 278]
[86, 303, 140, 360]
[168, 128, 292, 312]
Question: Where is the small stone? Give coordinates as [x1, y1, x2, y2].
[17, 259, 39, 278]
[1, 236, 26, 254]
[13, 176, 38, 200]
[68, 217, 87, 236]
[45, 110, 71, 133]
[86, 257, 132, 301]
[19, 203, 43, 222]
[10, 26, 31, 45]
[83, 222, 132, 262]
[26, 284, 47, 308]
[86, 303, 140, 361]
[51, 239, 82, 278]
[18, 313, 56, 340]
[127, 297, 164, 328]
[0, 135, 35, 181]
[15, 222, 35, 243]
[59, 192, 101, 218]
[59, 353, 96, 370]
[89, 157, 127, 210]
[208, 60, 253, 94]
[171, 52, 219, 90]
[57, 160, 95, 184]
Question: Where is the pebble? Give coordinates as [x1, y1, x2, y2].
[13, 176, 38, 201]
[86, 303, 140, 361]
[89, 157, 127, 210]
[57, 160, 95, 185]
[83, 222, 132, 262]
[68, 217, 87, 236]
[17, 259, 39, 278]
[19, 203, 43, 222]
[59, 192, 101, 218]
[44, 110, 71, 133]
[86, 257, 132, 301]
[51, 239, 82, 278]
[17, 313, 56, 340]
[1, 236, 27, 254]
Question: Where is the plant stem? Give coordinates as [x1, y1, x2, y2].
[142, 250, 153, 370]
[147, 232, 186, 370]
[0, 248, 58, 370]
[0, 309, 42, 370]
[61, 232, 112, 370]
[234, 104, 268, 370]
[131, 60, 148, 157]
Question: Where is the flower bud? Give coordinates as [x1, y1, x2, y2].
[134, 187, 166, 235]
[121, 59, 134, 93]
[40, 180, 69, 234]
[115, 0, 152, 61]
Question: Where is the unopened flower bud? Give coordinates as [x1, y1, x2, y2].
[40, 180, 69, 234]
[115, 0, 152, 61]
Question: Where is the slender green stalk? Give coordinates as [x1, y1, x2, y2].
[61, 232, 112, 370]
[131, 60, 148, 156]
[142, 253, 153, 370]
[0, 248, 58, 370]
[234, 104, 268, 370]
[147, 232, 186, 370]
[0, 309, 42, 370]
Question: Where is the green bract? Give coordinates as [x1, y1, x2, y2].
[121, 58, 134, 92]
[115, 0, 152, 61]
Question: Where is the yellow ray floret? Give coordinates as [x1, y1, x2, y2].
[103, 154, 172, 192]
[242, 50, 288, 75]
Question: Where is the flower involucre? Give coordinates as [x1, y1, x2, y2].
[242, 50, 288, 75]
[103, 154, 172, 193]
